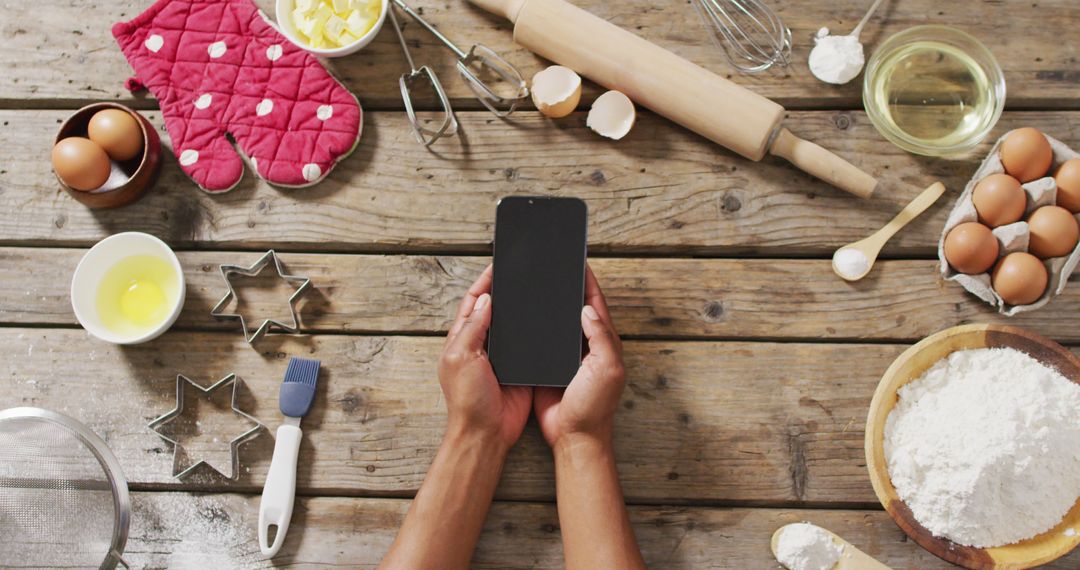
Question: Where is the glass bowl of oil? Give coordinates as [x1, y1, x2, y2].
[71, 232, 185, 344]
[863, 25, 1005, 157]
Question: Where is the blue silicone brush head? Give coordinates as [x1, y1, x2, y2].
[279, 357, 320, 418]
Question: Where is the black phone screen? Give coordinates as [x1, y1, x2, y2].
[489, 196, 588, 386]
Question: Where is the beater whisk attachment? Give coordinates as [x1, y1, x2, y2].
[696, 0, 792, 73]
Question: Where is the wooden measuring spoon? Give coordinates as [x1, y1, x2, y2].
[832, 182, 946, 281]
[771, 523, 893, 569]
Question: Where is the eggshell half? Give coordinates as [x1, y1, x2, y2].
[586, 90, 635, 140]
[531, 66, 582, 119]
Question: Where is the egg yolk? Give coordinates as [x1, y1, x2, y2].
[119, 278, 167, 325]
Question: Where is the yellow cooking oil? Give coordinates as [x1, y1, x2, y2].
[868, 41, 994, 148]
[95, 255, 179, 336]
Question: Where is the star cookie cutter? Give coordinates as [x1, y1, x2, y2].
[148, 373, 266, 480]
[210, 250, 312, 344]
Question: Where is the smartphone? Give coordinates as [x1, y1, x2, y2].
[489, 196, 588, 387]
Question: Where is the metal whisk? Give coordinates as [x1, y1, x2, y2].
[696, 0, 792, 73]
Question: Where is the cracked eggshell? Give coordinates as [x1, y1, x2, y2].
[531, 65, 582, 119]
[586, 90, 635, 140]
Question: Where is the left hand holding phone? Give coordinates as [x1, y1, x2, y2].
[439, 264, 533, 453]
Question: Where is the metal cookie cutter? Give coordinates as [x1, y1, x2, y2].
[148, 373, 265, 480]
[210, 250, 312, 344]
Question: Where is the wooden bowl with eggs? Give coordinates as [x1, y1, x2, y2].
[53, 102, 162, 209]
[865, 324, 1080, 569]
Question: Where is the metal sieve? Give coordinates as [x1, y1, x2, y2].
[0, 407, 131, 569]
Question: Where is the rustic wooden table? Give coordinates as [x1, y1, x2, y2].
[2, 0, 1079, 567]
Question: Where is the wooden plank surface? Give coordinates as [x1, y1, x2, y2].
[109, 494, 1080, 569]
[1, 327, 899, 504]
[6, 109, 1080, 255]
[5, 0, 1080, 566]
[20, 492, 1076, 569]
[5, 248, 1080, 342]
[2, 0, 1077, 109]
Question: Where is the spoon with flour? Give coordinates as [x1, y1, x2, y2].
[808, 0, 888, 84]
[833, 182, 946, 282]
[771, 523, 892, 570]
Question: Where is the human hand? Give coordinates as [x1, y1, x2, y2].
[439, 264, 533, 452]
[534, 266, 626, 450]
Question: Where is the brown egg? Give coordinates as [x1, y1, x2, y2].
[88, 109, 144, 161]
[944, 222, 999, 274]
[992, 252, 1048, 306]
[1027, 205, 1079, 259]
[972, 173, 1026, 227]
[1000, 127, 1053, 183]
[51, 137, 111, 191]
[1054, 158, 1080, 213]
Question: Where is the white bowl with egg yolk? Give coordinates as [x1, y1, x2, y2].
[71, 232, 185, 345]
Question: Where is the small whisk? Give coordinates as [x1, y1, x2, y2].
[696, 0, 792, 73]
[388, 5, 458, 146]
[391, 0, 529, 117]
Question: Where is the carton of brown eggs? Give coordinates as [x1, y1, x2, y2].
[939, 129, 1080, 315]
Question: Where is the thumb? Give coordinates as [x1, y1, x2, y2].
[447, 293, 492, 354]
[581, 304, 620, 364]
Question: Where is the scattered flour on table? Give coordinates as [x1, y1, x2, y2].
[130, 493, 265, 569]
[808, 28, 865, 85]
[775, 523, 844, 570]
[884, 348, 1080, 547]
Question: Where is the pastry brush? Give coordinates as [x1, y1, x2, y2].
[258, 357, 320, 557]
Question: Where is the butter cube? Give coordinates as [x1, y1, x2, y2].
[295, 0, 317, 14]
[302, 4, 333, 39]
[331, 0, 350, 15]
[292, 8, 314, 35]
[324, 13, 348, 42]
[344, 9, 374, 37]
[349, 0, 377, 14]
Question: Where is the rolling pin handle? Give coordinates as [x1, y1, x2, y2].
[468, 0, 527, 22]
[769, 128, 877, 199]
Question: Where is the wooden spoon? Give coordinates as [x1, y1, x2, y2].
[832, 182, 946, 281]
[771, 523, 893, 569]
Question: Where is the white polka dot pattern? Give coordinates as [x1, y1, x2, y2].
[145, 34, 164, 52]
[179, 149, 199, 166]
[302, 163, 322, 182]
[208, 41, 227, 58]
[256, 99, 274, 116]
[194, 93, 212, 109]
[317, 105, 333, 121]
[266, 44, 283, 61]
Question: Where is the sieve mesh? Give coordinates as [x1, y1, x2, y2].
[0, 411, 128, 569]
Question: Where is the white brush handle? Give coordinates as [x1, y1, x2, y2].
[259, 423, 302, 557]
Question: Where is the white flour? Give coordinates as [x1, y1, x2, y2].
[808, 28, 864, 85]
[775, 523, 844, 570]
[885, 348, 1080, 547]
[833, 248, 869, 279]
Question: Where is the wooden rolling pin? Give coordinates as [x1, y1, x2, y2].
[470, 0, 878, 198]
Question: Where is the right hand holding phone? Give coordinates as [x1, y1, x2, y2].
[534, 266, 626, 451]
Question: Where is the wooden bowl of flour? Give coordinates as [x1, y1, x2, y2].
[865, 324, 1080, 569]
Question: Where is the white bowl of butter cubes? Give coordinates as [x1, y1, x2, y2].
[276, 0, 386, 57]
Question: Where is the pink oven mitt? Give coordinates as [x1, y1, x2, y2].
[113, 0, 362, 192]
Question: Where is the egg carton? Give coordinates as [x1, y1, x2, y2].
[939, 130, 1080, 315]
